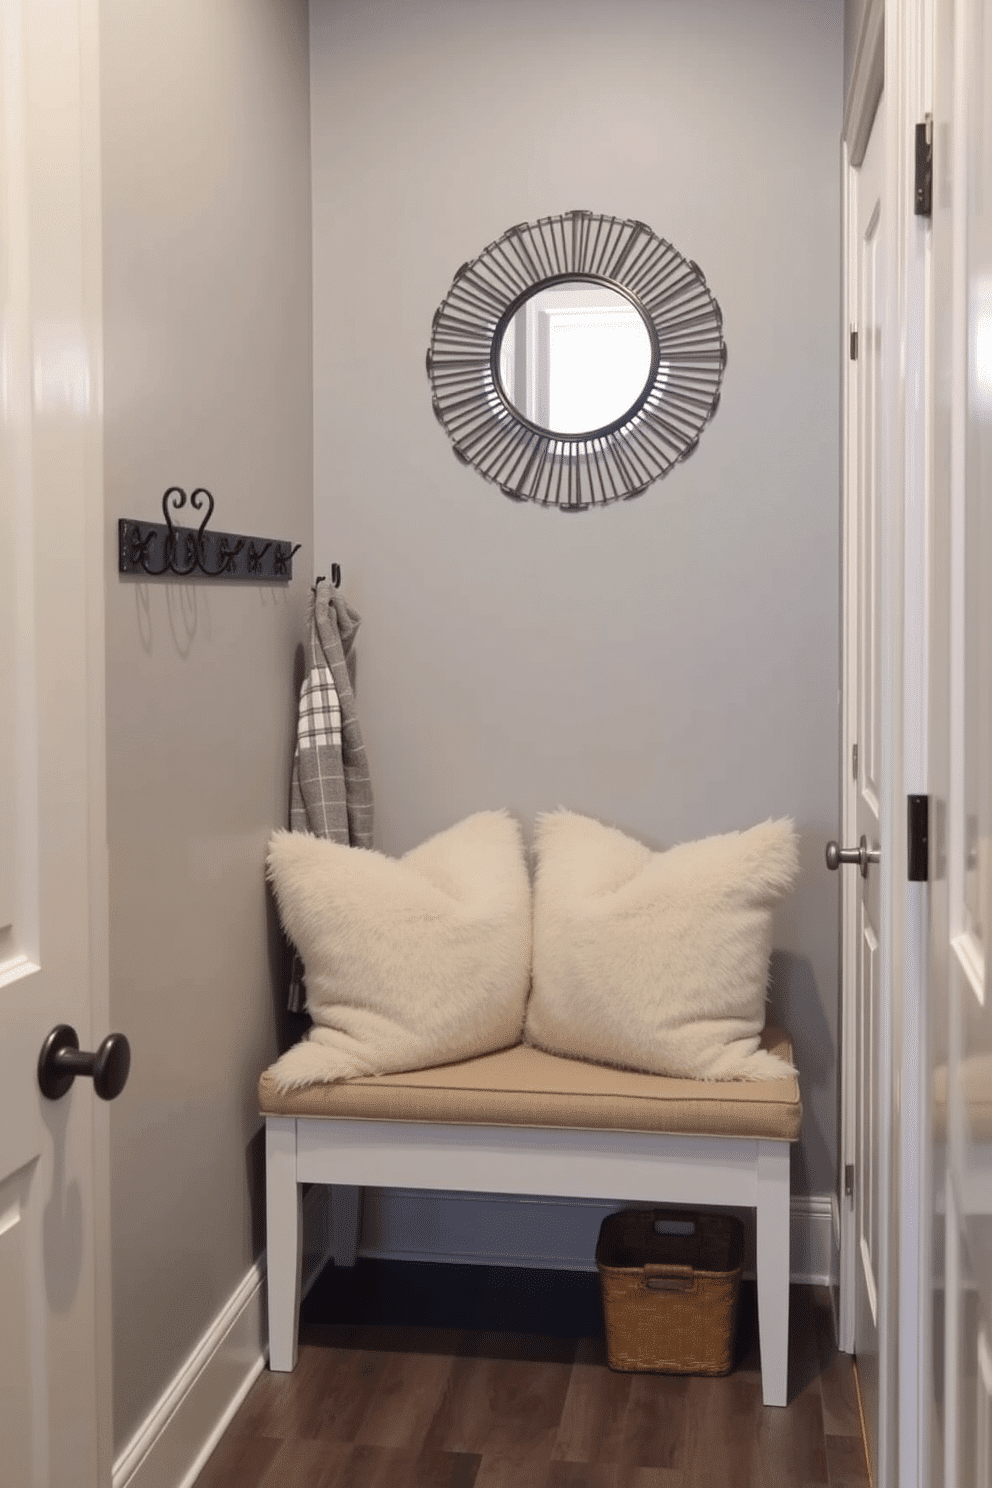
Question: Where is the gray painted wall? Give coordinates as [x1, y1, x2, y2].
[100, 0, 313, 1450]
[310, 0, 844, 1200]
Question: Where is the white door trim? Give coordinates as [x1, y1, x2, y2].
[77, 2, 114, 1477]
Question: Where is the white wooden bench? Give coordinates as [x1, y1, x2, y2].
[259, 1026, 801, 1407]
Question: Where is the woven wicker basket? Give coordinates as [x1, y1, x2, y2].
[595, 1209, 744, 1376]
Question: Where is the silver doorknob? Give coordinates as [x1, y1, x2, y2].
[825, 835, 880, 879]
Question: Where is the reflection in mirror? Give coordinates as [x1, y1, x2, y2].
[497, 282, 656, 435]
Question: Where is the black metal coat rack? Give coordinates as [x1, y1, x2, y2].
[118, 488, 301, 581]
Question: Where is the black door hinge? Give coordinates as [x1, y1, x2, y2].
[915, 116, 933, 218]
[908, 794, 929, 881]
[845, 1164, 855, 1201]
[850, 328, 858, 361]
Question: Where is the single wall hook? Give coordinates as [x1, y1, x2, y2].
[314, 565, 342, 594]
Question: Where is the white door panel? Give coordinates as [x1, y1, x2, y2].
[849, 94, 887, 1481]
[0, 0, 110, 1483]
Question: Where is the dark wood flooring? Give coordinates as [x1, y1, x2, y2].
[194, 1263, 869, 1488]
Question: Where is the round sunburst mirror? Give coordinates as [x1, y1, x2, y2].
[426, 210, 727, 511]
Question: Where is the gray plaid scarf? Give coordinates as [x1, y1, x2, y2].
[286, 579, 373, 1011]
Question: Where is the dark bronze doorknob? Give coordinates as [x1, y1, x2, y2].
[38, 1025, 131, 1101]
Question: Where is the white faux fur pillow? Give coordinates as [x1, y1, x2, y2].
[266, 811, 531, 1091]
[526, 812, 800, 1081]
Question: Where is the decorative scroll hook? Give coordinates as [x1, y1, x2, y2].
[189, 487, 247, 577]
[118, 489, 304, 583]
[163, 487, 200, 576]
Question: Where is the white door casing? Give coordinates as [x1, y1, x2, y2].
[0, 0, 111, 1484]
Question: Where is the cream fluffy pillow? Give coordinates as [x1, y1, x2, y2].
[266, 811, 531, 1090]
[526, 812, 800, 1081]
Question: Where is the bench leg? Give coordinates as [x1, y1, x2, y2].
[266, 1117, 302, 1372]
[331, 1185, 362, 1267]
[756, 1140, 791, 1407]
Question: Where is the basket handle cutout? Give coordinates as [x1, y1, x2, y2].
[653, 1219, 695, 1236]
[643, 1263, 696, 1294]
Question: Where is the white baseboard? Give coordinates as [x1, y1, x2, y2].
[112, 1187, 333, 1488]
[357, 1188, 837, 1287]
[791, 1193, 836, 1287]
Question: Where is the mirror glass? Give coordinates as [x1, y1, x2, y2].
[496, 281, 654, 435]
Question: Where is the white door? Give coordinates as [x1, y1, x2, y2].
[839, 92, 890, 1486]
[930, 0, 992, 1481]
[0, 1, 111, 1484]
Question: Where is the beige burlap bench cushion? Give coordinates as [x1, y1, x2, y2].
[258, 1025, 801, 1142]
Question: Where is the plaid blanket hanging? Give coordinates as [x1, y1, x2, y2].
[286, 577, 373, 1011]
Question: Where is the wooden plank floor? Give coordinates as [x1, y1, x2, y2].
[194, 1276, 869, 1488]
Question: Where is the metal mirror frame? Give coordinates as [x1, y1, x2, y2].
[426, 210, 727, 511]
